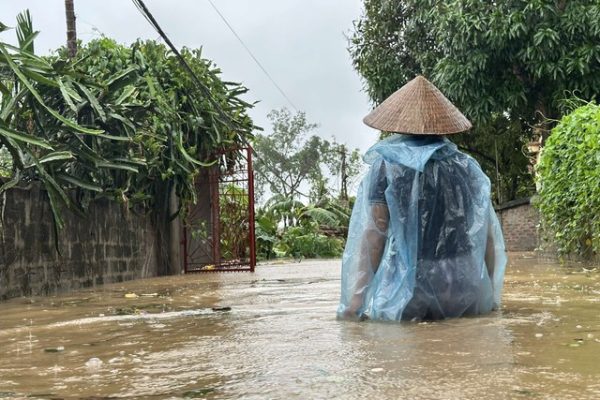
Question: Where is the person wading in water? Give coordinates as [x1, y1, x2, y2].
[338, 76, 507, 321]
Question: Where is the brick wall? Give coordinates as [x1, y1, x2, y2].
[0, 184, 159, 299]
[495, 198, 539, 252]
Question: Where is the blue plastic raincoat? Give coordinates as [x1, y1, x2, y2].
[337, 134, 507, 321]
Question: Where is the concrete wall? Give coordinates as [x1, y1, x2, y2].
[496, 198, 539, 252]
[0, 184, 158, 299]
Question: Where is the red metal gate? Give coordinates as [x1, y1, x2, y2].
[182, 147, 256, 272]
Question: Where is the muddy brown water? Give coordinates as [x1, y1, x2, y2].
[0, 253, 599, 399]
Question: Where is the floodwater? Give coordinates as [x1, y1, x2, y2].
[0, 253, 599, 399]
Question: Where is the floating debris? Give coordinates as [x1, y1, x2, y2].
[44, 346, 64, 353]
[124, 293, 138, 299]
[114, 307, 137, 315]
[183, 387, 215, 398]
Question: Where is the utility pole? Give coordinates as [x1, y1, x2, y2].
[340, 144, 348, 202]
[65, 0, 77, 57]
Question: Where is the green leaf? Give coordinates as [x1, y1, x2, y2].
[16, 10, 37, 54]
[56, 173, 102, 192]
[0, 21, 10, 34]
[115, 85, 137, 105]
[175, 131, 217, 167]
[0, 87, 27, 122]
[104, 66, 138, 91]
[112, 156, 147, 166]
[21, 68, 58, 88]
[0, 43, 105, 135]
[76, 82, 106, 122]
[92, 132, 133, 142]
[0, 170, 21, 193]
[0, 124, 53, 149]
[58, 79, 78, 113]
[96, 160, 139, 173]
[39, 151, 74, 164]
[0, 80, 11, 97]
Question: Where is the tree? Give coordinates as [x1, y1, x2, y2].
[417, 0, 600, 129]
[253, 108, 326, 203]
[64, 0, 77, 58]
[536, 101, 600, 258]
[254, 108, 363, 205]
[322, 141, 362, 202]
[350, 0, 600, 202]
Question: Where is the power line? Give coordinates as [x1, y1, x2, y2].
[206, 0, 299, 111]
[131, 0, 241, 131]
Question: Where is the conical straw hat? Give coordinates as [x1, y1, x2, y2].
[363, 75, 472, 135]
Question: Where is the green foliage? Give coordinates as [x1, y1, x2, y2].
[0, 147, 11, 177]
[536, 101, 600, 257]
[219, 184, 250, 260]
[350, 0, 428, 104]
[455, 116, 535, 204]
[417, 0, 600, 124]
[253, 108, 325, 202]
[352, 0, 600, 122]
[254, 107, 362, 204]
[350, 0, 600, 203]
[0, 11, 254, 236]
[255, 195, 351, 260]
[63, 37, 255, 212]
[277, 224, 344, 259]
[255, 213, 278, 260]
[252, 108, 360, 260]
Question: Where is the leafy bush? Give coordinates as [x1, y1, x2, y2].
[254, 196, 350, 261]
[278, 223, 344, 259]
[255, 215, 277, 260]
[0, 12, 254, 231]
[536, 102, 600, 257]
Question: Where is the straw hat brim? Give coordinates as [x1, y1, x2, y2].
[363, 76, 472, 135]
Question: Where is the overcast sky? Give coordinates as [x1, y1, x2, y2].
[0, 0, 377, 155]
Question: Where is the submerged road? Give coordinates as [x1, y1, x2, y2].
[0, 253, 599, 399]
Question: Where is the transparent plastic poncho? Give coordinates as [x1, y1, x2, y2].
[338, 135, 507, 321]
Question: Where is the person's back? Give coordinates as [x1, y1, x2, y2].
[337, 76, 507, 322]
[402, 146, 492, 320]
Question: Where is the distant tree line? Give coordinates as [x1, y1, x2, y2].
[252, 108, 362, 260]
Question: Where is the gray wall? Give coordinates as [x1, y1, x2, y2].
[0, 184, 158, 299]
[496, 198, 539, 252]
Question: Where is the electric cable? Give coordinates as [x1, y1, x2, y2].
[206, 0, 298, 111]
[131, 0, 241, 130]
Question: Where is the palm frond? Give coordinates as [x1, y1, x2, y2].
[300, 206, 340, 227]
[15, 10, 37, 54]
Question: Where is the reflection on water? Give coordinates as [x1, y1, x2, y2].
[0, 253, 599, 399]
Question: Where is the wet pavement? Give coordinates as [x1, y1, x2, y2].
[0, 253, 599, 399]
